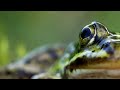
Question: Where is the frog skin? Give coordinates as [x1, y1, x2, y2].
[2, 21, 120, 79]
[31, 21, 120, 79]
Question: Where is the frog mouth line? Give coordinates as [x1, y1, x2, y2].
[67, 69, 120, 79]
[65, 56, 120, 78]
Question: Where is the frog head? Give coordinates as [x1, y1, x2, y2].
[79, 21, 111, 48]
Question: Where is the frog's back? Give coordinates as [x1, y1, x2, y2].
[1, 43, 66, 79]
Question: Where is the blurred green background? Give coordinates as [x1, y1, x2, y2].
[0, 11, 120, 66]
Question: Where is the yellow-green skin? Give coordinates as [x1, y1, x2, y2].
[34, 21, 119, 79]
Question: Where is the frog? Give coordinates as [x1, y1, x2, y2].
[31, 21, 120, 79]
[1, 21, 120, 79]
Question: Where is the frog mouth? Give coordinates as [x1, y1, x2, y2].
[64, 49, 120, 79]
[66, 69, 120, 79]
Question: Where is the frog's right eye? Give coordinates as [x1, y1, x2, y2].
[80, 27, 91, 39]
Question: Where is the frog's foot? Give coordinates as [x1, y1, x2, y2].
[31, 73, 61, 79]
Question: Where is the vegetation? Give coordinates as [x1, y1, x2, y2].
[0, 34, 27, 66]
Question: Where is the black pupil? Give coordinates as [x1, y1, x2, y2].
[81, 28, 91, 39]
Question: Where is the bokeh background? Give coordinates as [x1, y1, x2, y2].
[0, 11, 120, 66]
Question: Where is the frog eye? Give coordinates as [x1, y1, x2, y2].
[80, 27, 91, 39]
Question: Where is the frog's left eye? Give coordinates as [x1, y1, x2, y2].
[80, 27, 91, 39]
